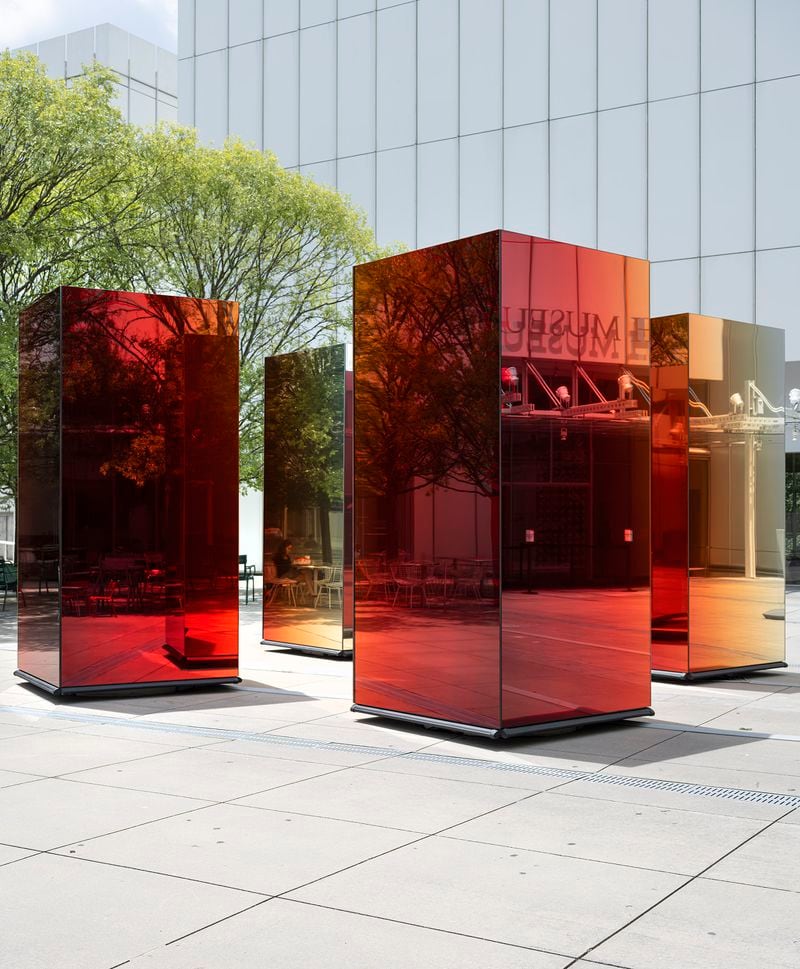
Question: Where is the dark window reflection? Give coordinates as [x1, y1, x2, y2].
[652, 314, 785, 674]
[262, 345, 350, 654]
[500, 233, 652, 726]
[17, 287, 239, 691]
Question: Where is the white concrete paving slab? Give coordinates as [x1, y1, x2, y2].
[0, 853, 259, 969]
[0, 844, 36, 867]
[0, 768, 42, 789]
[443, 791, 768, 875]
[288, 835, 687, 956]
[57, 802, 422, 895]
[614, 732, 800, 779]
[124, 897, 571, 968]
[0, 729, 181, 776]
[704, 820, 800, 892]
[234, 765, 533, 832]
[590, 878, 800, 969]
[0, 777, 211, 850]
[67, 744, 344, 801]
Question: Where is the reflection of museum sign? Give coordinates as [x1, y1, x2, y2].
[502, 307, 649, 364]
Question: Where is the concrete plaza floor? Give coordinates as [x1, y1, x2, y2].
[0, 591, 799, 968]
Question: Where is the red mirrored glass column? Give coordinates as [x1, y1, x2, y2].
[353, 234, 502, 731]
[499, 232, 652, 732]
[651, 314, 786, 679]
[262, 344, 351, 657]
[353, 231, 651, 737]
[16, 287, 240, 695]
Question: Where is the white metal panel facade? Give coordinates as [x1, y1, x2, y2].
[179, 0, 800, 354]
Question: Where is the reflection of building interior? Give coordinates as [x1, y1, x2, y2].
[651, 314, 785, 677]
[501, 358, 650, 591]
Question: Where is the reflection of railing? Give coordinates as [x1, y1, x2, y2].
[0, 540, 14, 562]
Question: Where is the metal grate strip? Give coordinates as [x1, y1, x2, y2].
[2, 703, 799, 808]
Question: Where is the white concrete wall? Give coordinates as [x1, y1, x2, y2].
[180, 0, 800, 357]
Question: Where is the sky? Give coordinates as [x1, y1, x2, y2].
[1, 0, 178, 52]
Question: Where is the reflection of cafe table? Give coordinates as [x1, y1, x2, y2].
[262, 560, 350, 659]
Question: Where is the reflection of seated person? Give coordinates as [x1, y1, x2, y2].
[273, 541, 300, 579]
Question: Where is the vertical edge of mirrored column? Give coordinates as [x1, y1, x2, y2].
[16, 288, 62, 691]
[651, 314, 690, 674]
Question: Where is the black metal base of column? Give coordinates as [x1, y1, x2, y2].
[261, 639, 353, 659]
[652, 661, 788, 683]
[14, 669, 241, 697]
[351, 704, 655, 740]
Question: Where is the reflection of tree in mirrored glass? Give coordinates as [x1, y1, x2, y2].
[354, 235, 499, 556]
[264, 346, 344, 565]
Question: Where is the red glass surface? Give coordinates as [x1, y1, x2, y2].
[353, 234, 501, 728]
[17, 287, 239, 690]
[651, 314, 785, 674]
[500, 232, 651, 726]
[262, 345, 350, 653]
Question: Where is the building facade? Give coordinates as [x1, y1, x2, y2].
[178, 0, 800, 355]
[15, 23, 177, 126]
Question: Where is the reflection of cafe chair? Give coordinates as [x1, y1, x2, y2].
[0, 563, 21, 611]
[391, 563, 427, 607]
[90, 579, 119, 616]
[315, 566, 342, 608]
[425, 559, 456, 602]
[358, 559, 393, 599]
[454, 562, 484, 599]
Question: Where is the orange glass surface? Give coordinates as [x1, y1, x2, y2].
[262, 345, 349, 653]
[17, 287, 239, 690]
[353, 233, 501, 728]
[651, 314, 785, 674]
[500, 232, 652, 726]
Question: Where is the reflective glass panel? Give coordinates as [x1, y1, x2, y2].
[500, 232, 652, 726]
[652, 314, 786, 673]
[18, 287, 239, 690]
[262, 345, 349, 653]
[17, 292, 62, 688]
[353, 234, 501, 728]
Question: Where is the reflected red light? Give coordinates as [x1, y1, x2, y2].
[17, 287, 239, 693]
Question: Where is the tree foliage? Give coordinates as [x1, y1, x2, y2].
[0, 50, 379, 499]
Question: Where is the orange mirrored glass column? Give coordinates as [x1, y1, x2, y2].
[16, 287, 240, 695]
[651, 314, 786, 679]
[353, 232, 652, 737]
[262, 345, 351, 657]
[500, 232, 652, 731]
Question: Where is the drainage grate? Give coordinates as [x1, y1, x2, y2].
[2, 703, 800, 809]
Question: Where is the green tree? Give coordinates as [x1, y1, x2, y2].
[0, 51, 145, 497]
[0, 51, 381, 502]
[107, 129, 377, 492]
